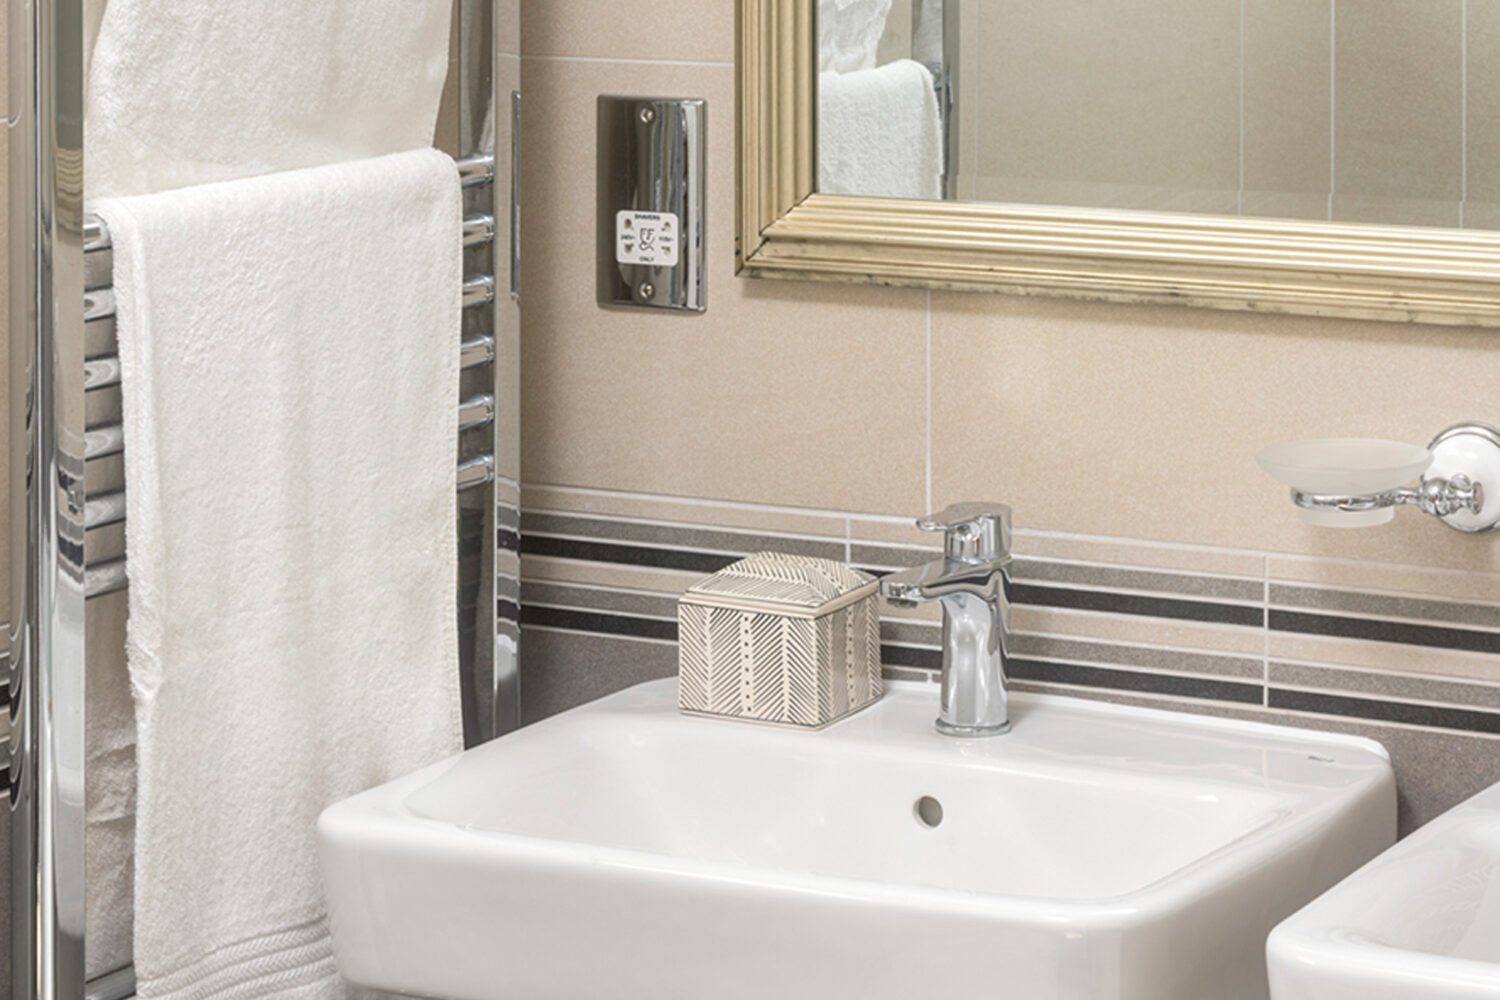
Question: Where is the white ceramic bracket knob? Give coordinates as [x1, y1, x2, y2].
[1425, 422, 1500, 533]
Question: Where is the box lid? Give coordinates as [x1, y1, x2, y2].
[680, 552, 878, 616]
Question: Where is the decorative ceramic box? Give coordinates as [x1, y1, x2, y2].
[677, 552, 883, 729]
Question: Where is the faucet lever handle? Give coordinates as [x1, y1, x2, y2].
[917, 503, 1013, 563]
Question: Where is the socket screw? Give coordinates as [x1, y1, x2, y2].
[638, 282, 655, 299]
[639, 106, 656, 124]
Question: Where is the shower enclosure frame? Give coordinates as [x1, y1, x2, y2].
[6, 3, 521, 999]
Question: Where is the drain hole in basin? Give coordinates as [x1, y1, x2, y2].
[913, 795, 943, 829]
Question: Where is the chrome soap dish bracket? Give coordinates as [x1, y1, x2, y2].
[1257, 422, 1500, 533]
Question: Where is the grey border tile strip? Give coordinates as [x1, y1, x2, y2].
[882, 644, 942, 670]
[519, 507, 1500, 735]
[1012, 583, 1264, 628]
[521, 605, 677, 642]
[1270, 661, 1500, 712]
[1271, 583, 1500, 630]
[1016, 559, 1262, 602]
[1269, 688, 1500, 735]
[523, 535, 737, 574]
[881, 627, 1263, 682]
[883, 666, 938, 683]
[528, 522, 1265, 628]
[879, 619, 942, 647]
[523, 512, 845, 562]
[1009, 659, 1263, 705]
[525, 582, 681, 619]
[1017, 636, 1265, 680]
[1269, 609, 1500, 655]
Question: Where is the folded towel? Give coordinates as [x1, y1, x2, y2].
[818, 0, 894, 73]
[91, 148, 465, 1000]
[819, 60, 944, 200]
[85, 591, 136, 980]
[85, 0, 451, 198]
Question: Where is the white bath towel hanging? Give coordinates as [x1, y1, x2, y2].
[85, 0, 452, 198]
[818, 59, 944, 200]
[91, 148, 465, 1000]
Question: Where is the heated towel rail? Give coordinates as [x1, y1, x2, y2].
[77, 153, 500, 600]
[8, 2, 519, 999]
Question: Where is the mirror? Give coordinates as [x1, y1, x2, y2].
[737, 0, 1500, 325]
[818, 0, 1494, 231]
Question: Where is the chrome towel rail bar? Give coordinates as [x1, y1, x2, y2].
[83, 333, 498, 392]
[77, 152, 501, 604]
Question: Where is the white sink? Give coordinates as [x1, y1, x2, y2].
[1269, 781, 1500, 1000]
[319, 678, 1394, 1000]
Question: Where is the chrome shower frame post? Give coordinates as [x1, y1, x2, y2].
[452, 0, 520, 745]
[10, 0, 90, 999]
[912, 0, 961, 200]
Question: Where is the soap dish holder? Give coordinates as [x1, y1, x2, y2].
[1257, 422, 1500, 533]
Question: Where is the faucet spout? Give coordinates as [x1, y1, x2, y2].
[878, 503, 1013, 737]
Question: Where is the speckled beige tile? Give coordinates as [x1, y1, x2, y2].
[1268, 631, 1500, 683]
[1269, 555, 1500, 608]
[971, 0, 1239, 213]
[848, 514, 942, 548]
[1014, 605, 1267, 656]
[928, 291, 1500, 576]
[522, 553, 706, 596]
[1014, 532, 1266, 580]
[1332, 0, 1463, 227]
[1242, 0, 1330, 221]
[1270, 660, 1500, 711]
[522, 485, 848, 539]
[519, 58, 928, 516]
[520, 0, 733, 62]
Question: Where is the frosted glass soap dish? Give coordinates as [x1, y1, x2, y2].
[1257, 422, 1500, 532]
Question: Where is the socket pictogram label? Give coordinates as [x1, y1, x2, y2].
[616, 210, 679, 267]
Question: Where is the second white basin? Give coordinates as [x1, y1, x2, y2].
[320, 678, 1395, 1000]
[1269, 781, 1500, 999]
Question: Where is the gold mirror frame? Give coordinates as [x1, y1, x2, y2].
[736, 0, 1500, 326]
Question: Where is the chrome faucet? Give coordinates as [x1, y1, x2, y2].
[879, 503, 1013, 737]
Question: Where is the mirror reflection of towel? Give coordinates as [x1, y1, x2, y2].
[818, 60, 944, 200]
[818, 0, 895, 73]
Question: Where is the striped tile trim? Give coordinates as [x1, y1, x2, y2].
[521, 508, 1500, 737]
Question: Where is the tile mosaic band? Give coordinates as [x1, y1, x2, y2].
[519, 495, 1500, 739]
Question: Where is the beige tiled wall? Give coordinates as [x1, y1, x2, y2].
[519, 0, 1500, 578]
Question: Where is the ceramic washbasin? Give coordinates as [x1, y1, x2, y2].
[319, 678, 1395, 1000]
[1268, 781, 1500, 999]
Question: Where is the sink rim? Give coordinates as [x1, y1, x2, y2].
[323, 678, 1393, 924]
[1269, 782, 1500, 990]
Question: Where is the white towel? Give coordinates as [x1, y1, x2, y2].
[818, 0, 894, 73]
[91, 148, 464, 1000]
[85, 0, 451, 198]
[818, 60, 944, 200]
[85, 591, 136, 980]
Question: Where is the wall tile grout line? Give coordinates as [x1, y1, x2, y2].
[925, 289, 933, 515]
[1262, 553, 1271, 707]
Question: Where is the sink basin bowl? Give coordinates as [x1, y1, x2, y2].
[319, 678, 1394, 1000]
[1269, 781, 1500, 999]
